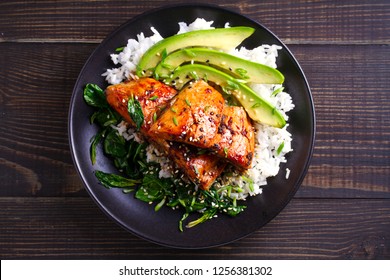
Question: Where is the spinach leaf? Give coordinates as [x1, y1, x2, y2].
[83, 84, 107, 108]
[89, 128, 106, 165]
[90, 107, 120, 127]
[104, 130, 127, 158]
[127, 97, 144, 130]
[116, 140, 148, 179]
[135, 172, 173, 203]
[95, 170, 141, 189]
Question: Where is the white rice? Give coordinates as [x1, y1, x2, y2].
[104, 18, 294, 200]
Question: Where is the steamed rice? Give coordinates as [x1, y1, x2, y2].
[103, 18, 294, 200]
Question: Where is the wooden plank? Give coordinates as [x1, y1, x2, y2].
[290, 45, 390, 197]
[0, 197, 389, 259]
[0, 0, 389, 44]
[0, 43, 95, 196]
[0, 43, 389, 197]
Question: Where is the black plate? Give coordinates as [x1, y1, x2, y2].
[69, 4, 315, 249]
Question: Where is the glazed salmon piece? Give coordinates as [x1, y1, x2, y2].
[210, 106, 255, 169]
[151, 140, 227, 190]
[105, 77, 177, 132]
[170, 144, 227, 190]
[148, 80, 225, 149]
[105, 78, 225, 190]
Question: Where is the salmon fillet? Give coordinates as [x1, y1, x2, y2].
[148, 80, 225, 149]
[144, 137, 226, 190]
[148, 80, 255, 169]
[106, 78, 255, 189]
[106, 78, 177, 132]
[105, 78, 226, 190]
[210, 106, 255, 169]
[165, 142, 227, 189]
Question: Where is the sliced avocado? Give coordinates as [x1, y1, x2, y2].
[155, 47, 284, 84]
[136, 27, 255, 77]
[164, 64, 286, 128]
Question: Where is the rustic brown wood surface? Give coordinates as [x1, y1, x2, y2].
[0, 0, 389, 259]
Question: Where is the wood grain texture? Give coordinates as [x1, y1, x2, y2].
[0, 197, 388, 259]
[0, 43, 95, 196]
[0, 0, 389, 43]
[290, 45, 390, 198]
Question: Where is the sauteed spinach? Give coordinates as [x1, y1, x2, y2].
[83, 83, 245, 231]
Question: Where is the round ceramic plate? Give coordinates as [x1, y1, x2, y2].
[69, 4, 315, 249]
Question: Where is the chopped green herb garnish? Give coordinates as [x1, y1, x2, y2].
[235, 68, 250, 79]
[251, 102, 262, 108]
[203, 73, 208, 83]
[173, 116, 178, 126]
[271, 86, 284, 97]
[242, 176, 255, 192]
[276, 142, 285, 155]
[152, 112, 157, 123]
[161, 62, 174, 70]
[161, 48, 168, 60]
[189, 71, 199, 80]
[183, 48, 196, 58]
[222, 80, 239, 94]
[223, 147, 229, 158]
[226, 80, 239, 90]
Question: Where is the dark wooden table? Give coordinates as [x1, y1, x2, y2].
[1, 0, 389, 259]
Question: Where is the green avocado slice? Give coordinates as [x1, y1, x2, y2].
[164, 64, 286, 128]
[136, 27, 255, 77]
[155, 47, 284, 84]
